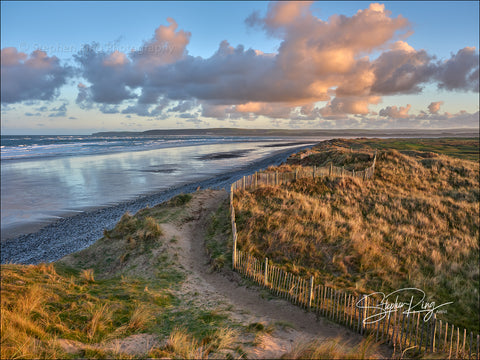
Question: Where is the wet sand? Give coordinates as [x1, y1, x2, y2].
[1, 144, 313, 264]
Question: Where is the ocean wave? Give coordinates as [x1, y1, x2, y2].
[1, 135, 281, 162]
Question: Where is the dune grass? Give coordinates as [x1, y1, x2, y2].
[0, 193, 240, 359]
[281, 336, 379, 359]
[233, 138, 479, 333]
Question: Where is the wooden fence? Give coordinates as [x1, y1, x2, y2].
[228, 152, 479, 359]
[231, 152, 376, 191]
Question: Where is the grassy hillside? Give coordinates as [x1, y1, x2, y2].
[1, 194, 241, 359]
[341, 137, 479, 162]
[234, 138, 479, 333]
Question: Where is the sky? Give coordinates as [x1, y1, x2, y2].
[1, 1, 479, 135]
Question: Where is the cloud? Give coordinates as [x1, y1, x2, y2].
[130, 17, 191, 69]
[74, 44, 141, 106]
[435, 47, 479, 92]
[370, 42, 436, 95]
[234, 102, 293, 119]
[99, 104, 120, 114]
[168, 99, 197, 113]
[200, 103, 230, 120]
[65, 1, 477, 121]
[379, 104, 412, 118]
[321, 96, 382, 116]
[1, 48, 71, 103]
[428, 101, 444, 114]
[121, 102, 168, 117]
[48, 103, 68, 117]
[72, 3, 416, 118]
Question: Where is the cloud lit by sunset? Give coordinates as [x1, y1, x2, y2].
[1, 1, 478, 133]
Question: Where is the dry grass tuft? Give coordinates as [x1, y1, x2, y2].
[282, 336, 379, 359]
[81, 268, 95, 283]
[165, 327, 207, 359]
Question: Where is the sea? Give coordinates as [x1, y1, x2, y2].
[1, 134, 318, 240]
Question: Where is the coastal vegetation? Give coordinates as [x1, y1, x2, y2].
[2, 137, 478, 359]
[233, 138, 479, 333]
[1, 194, 240, 359]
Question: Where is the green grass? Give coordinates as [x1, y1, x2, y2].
[205, 199, 233, 271]
[234, 138, 479, 333]
[341, 137, 479, 162]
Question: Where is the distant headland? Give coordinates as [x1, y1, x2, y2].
[92, 127, 479, 137]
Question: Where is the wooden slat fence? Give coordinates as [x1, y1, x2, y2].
[228, 150, 479, 359]
[231, 151, 377, 191]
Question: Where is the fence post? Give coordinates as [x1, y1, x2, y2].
[294, 168, 298, 181]
[449, 324, 454, 359]
[242, 176, 245, 190]
[275, 171, 278, 186]
[353, 169, 355, 177]
[329, 162, 333, 176]
[355, 295, 360, 332]
[232, 228, 237, 269]
[362, 296, 367, 335]
[313, 165, 316, 178]
[431, 314, 436, 353]
[477, 334, 479, 360]
[264, 257, 268, 287]
[308, 276, 314, 310]
[469, 332, 473, 360]
[456, 327, 460, 359]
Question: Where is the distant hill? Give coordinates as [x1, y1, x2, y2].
[92, 128, 479, 138]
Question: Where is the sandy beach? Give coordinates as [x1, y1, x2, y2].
[1, 144, 312, 265]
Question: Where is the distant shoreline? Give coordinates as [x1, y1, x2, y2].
[91, 127, 480, 138]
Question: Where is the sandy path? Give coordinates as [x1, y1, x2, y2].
[162, 189, 392, 359]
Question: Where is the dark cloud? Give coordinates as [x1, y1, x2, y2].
[168, 99, 197, 113]
[99, 104, 120, 114]
[435, 47, 479, 92]
[371, 43, 437, 95]
[1, 48, 72, 103]
[73, 44, 142, 106]
[48, 103, 68, 117]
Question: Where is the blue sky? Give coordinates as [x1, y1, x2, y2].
[1, 1, 479, 134]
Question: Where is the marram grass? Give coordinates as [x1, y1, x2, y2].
[234, 138, 479, 333]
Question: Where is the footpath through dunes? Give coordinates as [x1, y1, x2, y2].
[2, 188, 389, 359]
[160, 189, 393, 359]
